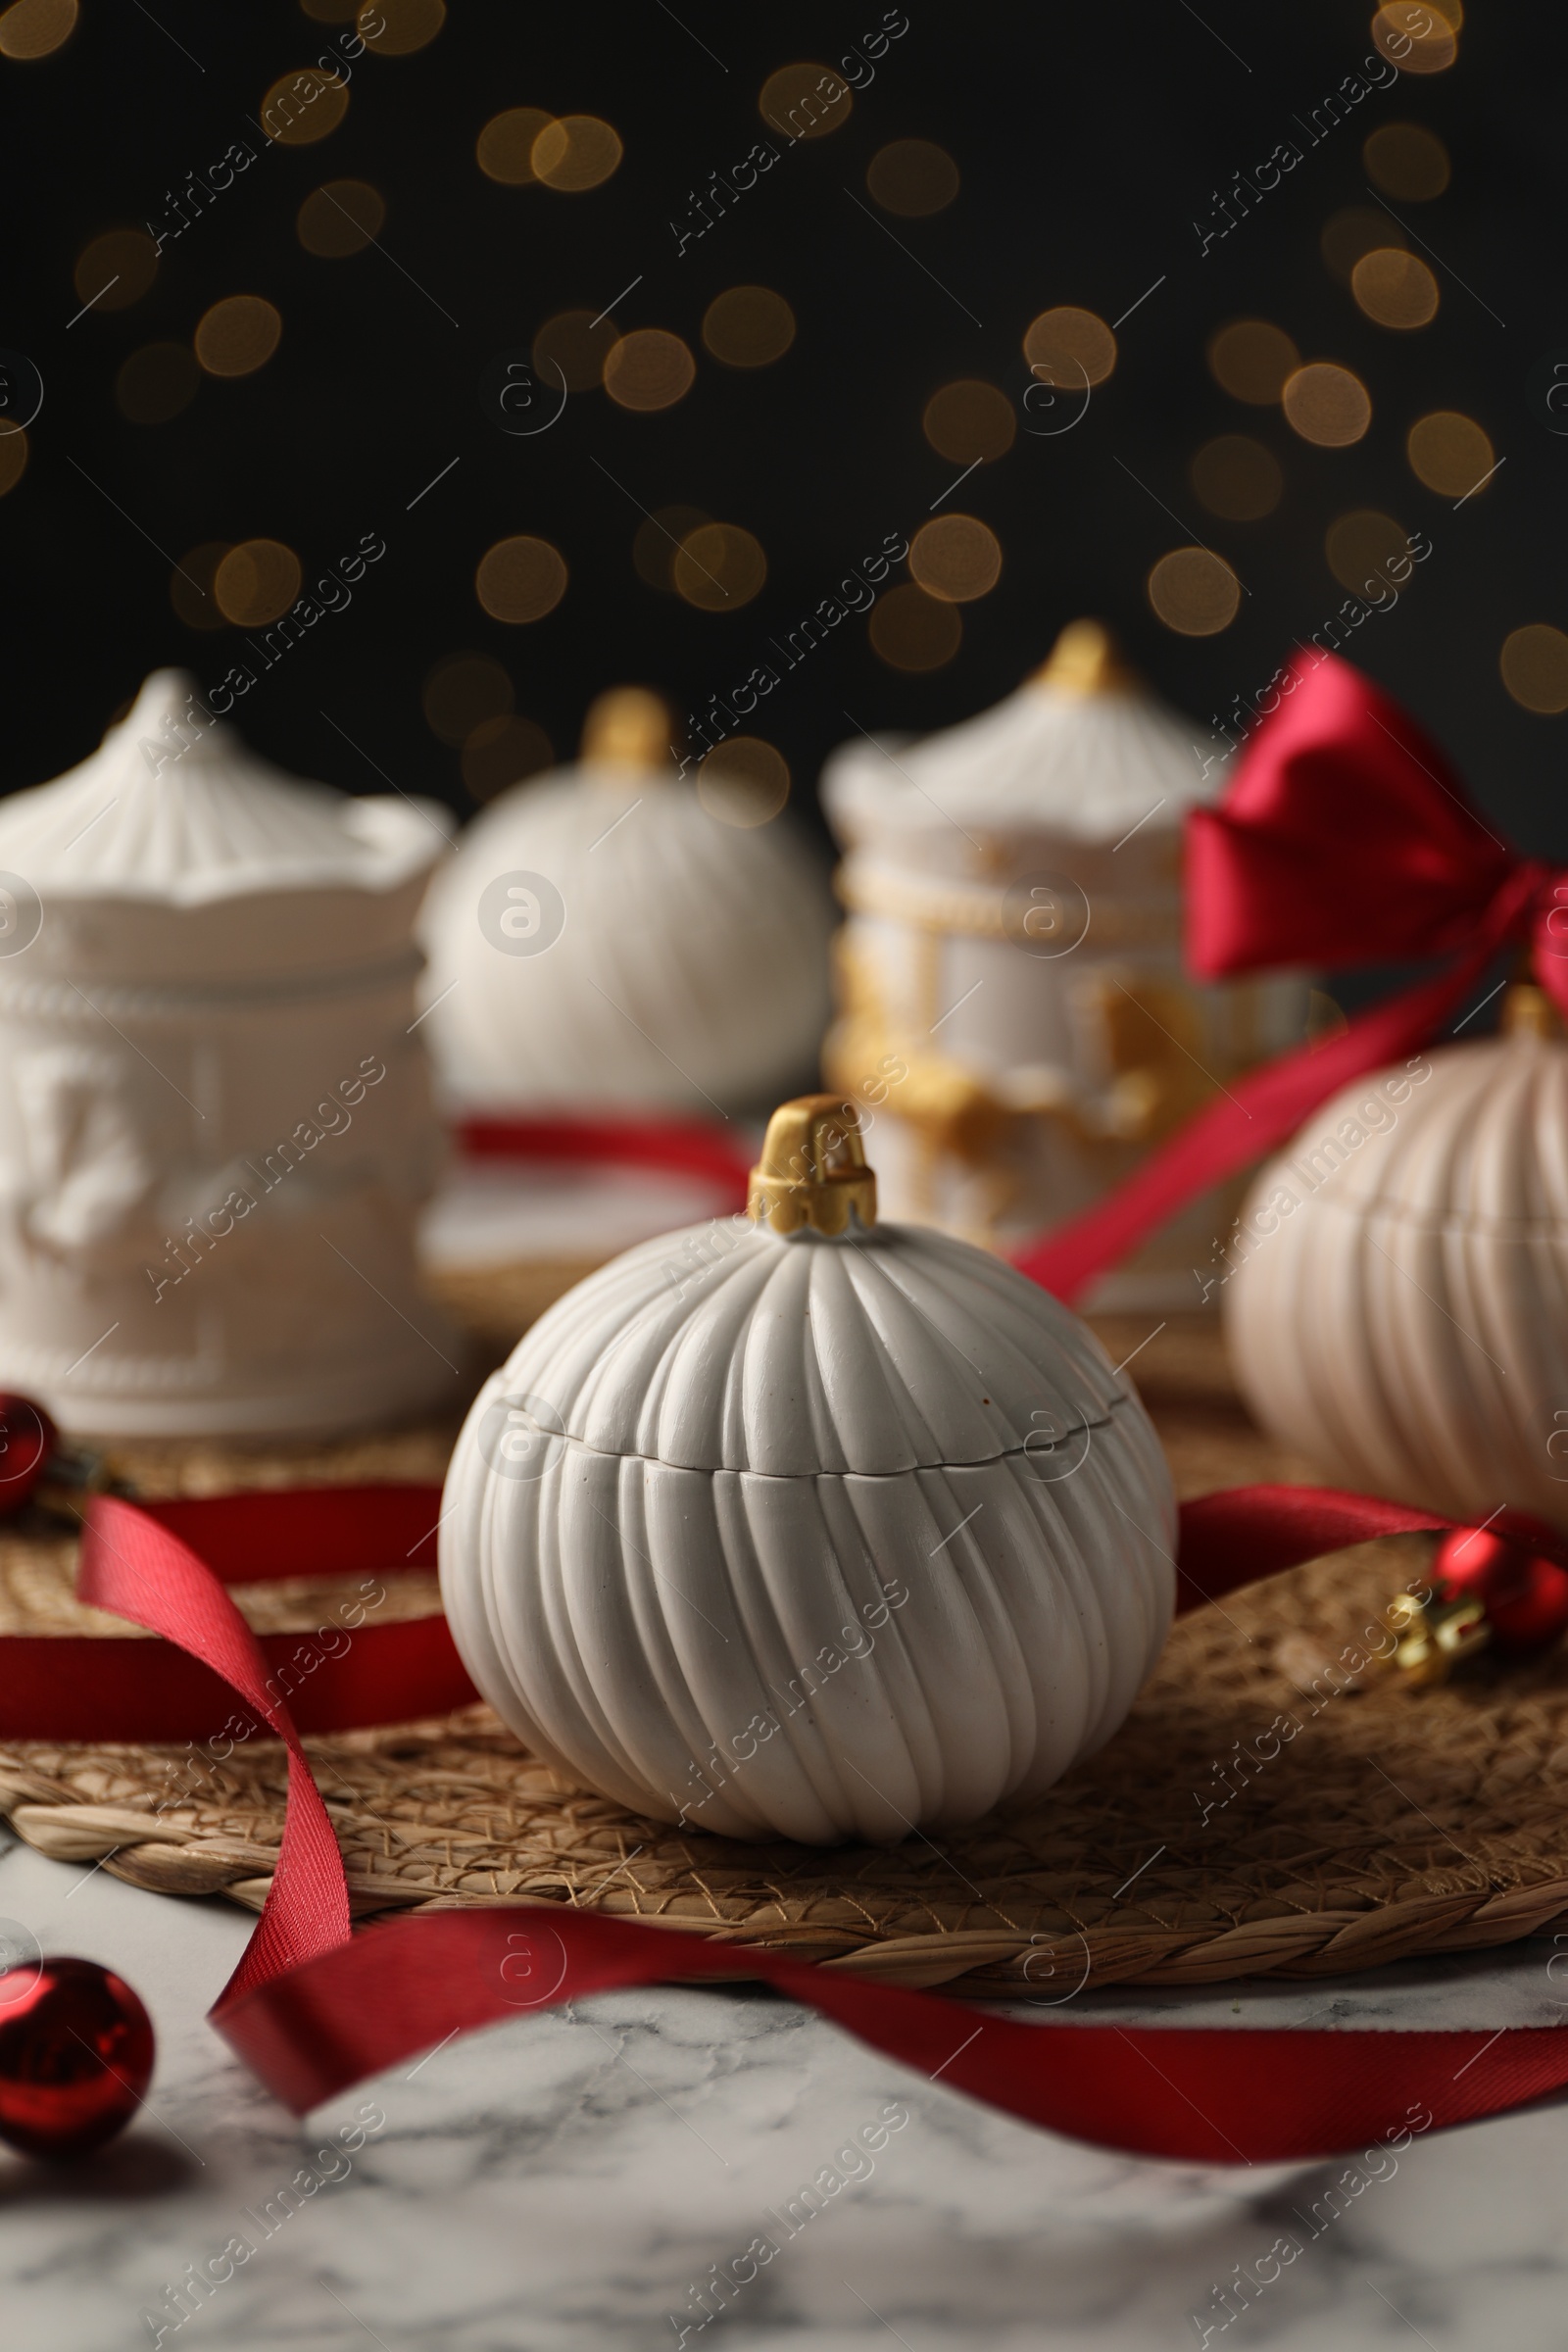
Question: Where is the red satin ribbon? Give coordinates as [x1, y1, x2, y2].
[1016, 654, 1562, 1303]
[10, 1479, 1568, 2160]
[455, 1114, 753, 1205]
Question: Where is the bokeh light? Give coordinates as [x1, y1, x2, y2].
[423, 653, 514, 747]
[866, 138, 958, 216]
[297, 179, 385, 256]
[116, 343, 199, 425]
[0, 0, 75, 58]
[1500, 626, 1568, 715]
[215, 540, 302, 627]
[922, 380, 1015, 466]
[1363, 122, 1450, 199]
[603, 328, 696, 413]
[0, 426, 27, 496]
[1023, 307, 1115, 388]
[673, 524, 766, 612]
[869, 584, 961, 671]
[759, 63, 853, 140]
[532, 115, 622, 191]
[702, 286, 795, 368]
[1371, 3, 1458, 73]
[195, 296, 282, 378]
[1321, 207, 1406, 284]
[260, 66, 350, 145]
[634, 506, 710, 592]
[462, 715, 555, 802]
[532, 308, 618, 392]
[1406, 410, 1494, 497]
[476, 536, 568, 623]
[1325, 510, 1411, 594]
[1282, 364, 1371, 446]
[357, 0, 445, 52]
[476, 107, 556, 185]
[1207, 318, 1298, 404]
[170, 543, 231, 631]
[73, 228, 158, 314]
[908, 514, 1002, 603]
[1147, 548, 1242, 635]
[1351, 248, 1439, 328]
[1190, 435, 1282, 521]
[697, 738, 791, 827]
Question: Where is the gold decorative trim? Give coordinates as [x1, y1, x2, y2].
[835, 858, 1181, 948]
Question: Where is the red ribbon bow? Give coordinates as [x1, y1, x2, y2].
[1017, 652, 1562, 1301]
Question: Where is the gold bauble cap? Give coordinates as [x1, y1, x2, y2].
[748, 1095, 877, 1237]
[1028, 618, 1137, 699]
[580, 686, 673, 773]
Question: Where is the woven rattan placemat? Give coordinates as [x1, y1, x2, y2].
[4, 1313, 1568, 1993]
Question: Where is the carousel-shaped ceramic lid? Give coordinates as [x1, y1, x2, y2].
[418, 686, 832, 1112]
[822, 619, 1214, 849]
[0, 670, 445, 983]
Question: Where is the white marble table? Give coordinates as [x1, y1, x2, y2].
[2, 1826, 1564, 2352]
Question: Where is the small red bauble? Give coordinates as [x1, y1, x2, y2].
[0, 1957, 155, 2160]
[1433, 1525, 1568, 1654]
[0, 1394, 56, 1515]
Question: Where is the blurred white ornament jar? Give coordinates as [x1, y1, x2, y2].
[417, 689, 834, 1117]
[0, 671, 456, 1437]
[821, 622, 1306, 1309]
[440, 1095, 1174, 1844]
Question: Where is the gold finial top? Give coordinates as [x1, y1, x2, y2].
[1501, 982, 1562, 1041]
[1028, 618, 1137, 699]
[748, 1095, 878, 1238]
[580, 687, 673, 773]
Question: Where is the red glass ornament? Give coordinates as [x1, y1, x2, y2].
[1433, 1524, 1568, 1654]
[0, 1395, 56, 1516]
[0, 1957, 155, 2160]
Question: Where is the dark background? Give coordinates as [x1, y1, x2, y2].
[0, 0, 1559, 902]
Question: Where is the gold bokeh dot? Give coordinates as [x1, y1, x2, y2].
[476, 535, 567, 623]
[1364, 122, 1450, 200]
[259, 66, 350, 145]
[195, 296, 282, 378]
[1282, 363, 1371, 447]
[297, 178, 385, 257]
[1321, 207, 1406, 285]
[171, 542, 232, 632]
[703, 285, 795, 368]
[604, 328, 696, 413]
[73, 228, 158, 314]
[634, 506, 710, 592]
[476, 107, 556, 186]
[1372, 3, 1458, 73]
[698, 738, 791, 828]
[1023, 307, 1115, 388]
[462, 714, 554, 802]
[1352, 248, 1439, 329]
[532, 308, 618, 393]
[1148, 548, 1242, 636]
[759, 62, 852, 140]
[0, 0, 75, 58]
[532, 115, 622, 192]
[1207, 318, 1299, 404]
[358, 0, 445, 52]
[1325, 510, 1411, 594]
[215, 539, 302, 627]
[1501, 626, 1568, 715]
[423, 653, 514, 748]
[0, 426, 27, 497]
[922, 380, 1015, 466]
[866, 138, 958, 217]
[1190, 435, 1283, 521]
[908, 514, 1002, 604]
[116, 343, 199, 425]
[869, 583, 961, 671]
[1406, 410, 1494, 498]
[673, 523, 766, 612]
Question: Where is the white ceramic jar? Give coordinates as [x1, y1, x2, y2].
[440, 1096, 1175, 1843]
[0, 670, 456, 1436]
[821, 622, 1306, 1308]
